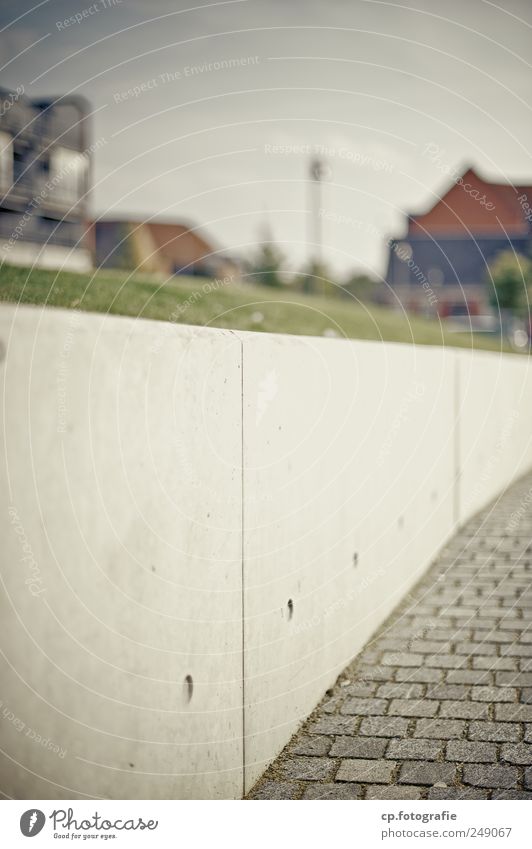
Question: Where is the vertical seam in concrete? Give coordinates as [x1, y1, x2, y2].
[454, 355, 461, 527]
[239, 335, 246, 798]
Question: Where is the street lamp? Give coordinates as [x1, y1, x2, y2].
[308, 156, 327, 265]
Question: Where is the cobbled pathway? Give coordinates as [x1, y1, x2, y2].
[248, 472, 532, 800]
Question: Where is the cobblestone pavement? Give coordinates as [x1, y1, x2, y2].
[248, 473, 532, 800]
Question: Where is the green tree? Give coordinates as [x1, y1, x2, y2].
[249, 241, 285, 287]
[109, 223, 137, 271]
[488, 251, 532, 316]
[299, 259, 337, 297]
[343, 272, 379, 303]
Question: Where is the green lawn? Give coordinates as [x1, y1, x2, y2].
[0, 263, 518, 354]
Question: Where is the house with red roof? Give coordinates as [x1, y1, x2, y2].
[91, 219, 239, 280]
[385, 167, 532, 318]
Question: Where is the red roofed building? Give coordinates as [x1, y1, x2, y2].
[386, 167, 532, 318]
[91, 218, 239, 280]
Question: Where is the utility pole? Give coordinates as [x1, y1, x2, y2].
[308, 157, 326, 266]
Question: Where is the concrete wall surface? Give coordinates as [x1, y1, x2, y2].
[457, 350, 532, 519]
[0, 305, 244, 800]
[0, 304, 531, 798]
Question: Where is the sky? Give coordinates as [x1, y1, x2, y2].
[1, 0, 531, 278]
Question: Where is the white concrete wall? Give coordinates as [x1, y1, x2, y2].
[0, 304, 531, 799]
[241, 336, 457, 791]
[0, 305, 243, 799]
[457, 350, 532, 519]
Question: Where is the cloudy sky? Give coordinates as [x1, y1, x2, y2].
[1, 0, 531, 277]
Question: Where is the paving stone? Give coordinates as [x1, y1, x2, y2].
[446, 669, 492, 685]
[456, 641, 497, 656]
[495, 703, 532, 722]
[498, 621, 527, 632]
[377, 638, 410, 651]
[395, 667, 443, 683]
[469, 621, 498, 632]
[398, 761, 456, 786]
[414, 719, 465, 739]
[359, 717, 410, 738]
[501, 643, 532, 657]
[387, 625, 425, 640]
[493, 585, 524, 598]
[469, 721, 521, 742]
[356, 666, 394, 682]
[470, 620, 498, 631]
[492, 790, 532, 799]
[410, 640, 453, 654]
[401, 604, 438, 617]
[473, 656, 517, 671]
[389, 698, 438, 718]
[463, 608, 503, 619]
[279, 757, 337, 782]
[358, 650, 385, 665]
[396, 620, 439, 634]
[336, 758, 396, 784]
[309, 716, 359, 736]
[386, 738, 443, 761]
[302, 783, 362, 800]
[291, 735, 332, 757]
[382, 652, 424, 667]
[427, 787, 489, 799]
[439, 701, 489, 720]
[341, 681, 377, 697]
[426, 684, 469, 700]
[446, 740, 496, 763]
[376, 683, 424, 699]
[365, 785, 424, 800]
[250, 781, 299, 800]
[471, 686, 517, 702]
[429, 628, 468, 641]
[424, 656, 467, 669]
[433, 591, 463, 604]
[462, 763, 518, 789]
[322, 696, 342, 714]
[496, 671, 532, 686]
[340, 697, 388, 716]
[500, 743, 532, 765]
[247, 474, 532, 799]
[329, 736, 387, 759]
[473, 630, 517, 643]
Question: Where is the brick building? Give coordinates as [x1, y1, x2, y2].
[386, 167, 532, 318]
[92, 219, 239, 280]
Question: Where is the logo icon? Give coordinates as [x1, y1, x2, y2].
[20, 810, 46, 837]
